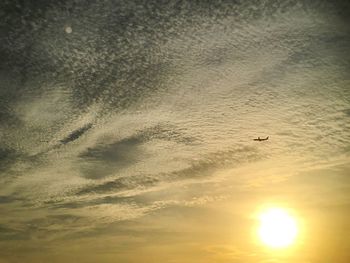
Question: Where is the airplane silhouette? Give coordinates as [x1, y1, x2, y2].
[253, 136, 269, 141]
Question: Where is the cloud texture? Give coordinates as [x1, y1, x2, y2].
[0, 0, 349, 262]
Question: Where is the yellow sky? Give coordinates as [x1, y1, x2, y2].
[0, 1, 349, 262]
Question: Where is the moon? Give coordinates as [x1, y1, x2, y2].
[65, 26, 72, 34]
[258, 208, 298, 249]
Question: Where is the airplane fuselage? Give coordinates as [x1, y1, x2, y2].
[253, 136, 269, 141]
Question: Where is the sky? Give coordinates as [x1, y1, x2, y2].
[0, 0, 349, 262]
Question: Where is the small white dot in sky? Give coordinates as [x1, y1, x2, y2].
[65, 26, 72, 34]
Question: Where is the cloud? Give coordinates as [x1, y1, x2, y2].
[0, 224, 30, 241]
[78, 135, 143, 179]
[0, 147, 18, 174]
[59, 123, 93, 145]
[0, 3, 349, 262]
[0, 195, 22, 204]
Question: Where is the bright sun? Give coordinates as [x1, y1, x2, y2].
[258, 208, 298, 249]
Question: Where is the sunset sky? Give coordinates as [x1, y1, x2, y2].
[0, 0, 349, 262]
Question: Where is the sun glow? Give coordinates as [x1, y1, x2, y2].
[258, 208, 298, 249]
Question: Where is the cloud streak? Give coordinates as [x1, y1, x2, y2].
[0, 1, 349, 262]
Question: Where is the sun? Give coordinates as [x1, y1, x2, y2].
[258, 207, 298, 249]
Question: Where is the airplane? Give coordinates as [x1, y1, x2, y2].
[253, 136, 269, 141]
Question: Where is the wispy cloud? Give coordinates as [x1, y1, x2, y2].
[0, 1, 349, 262]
